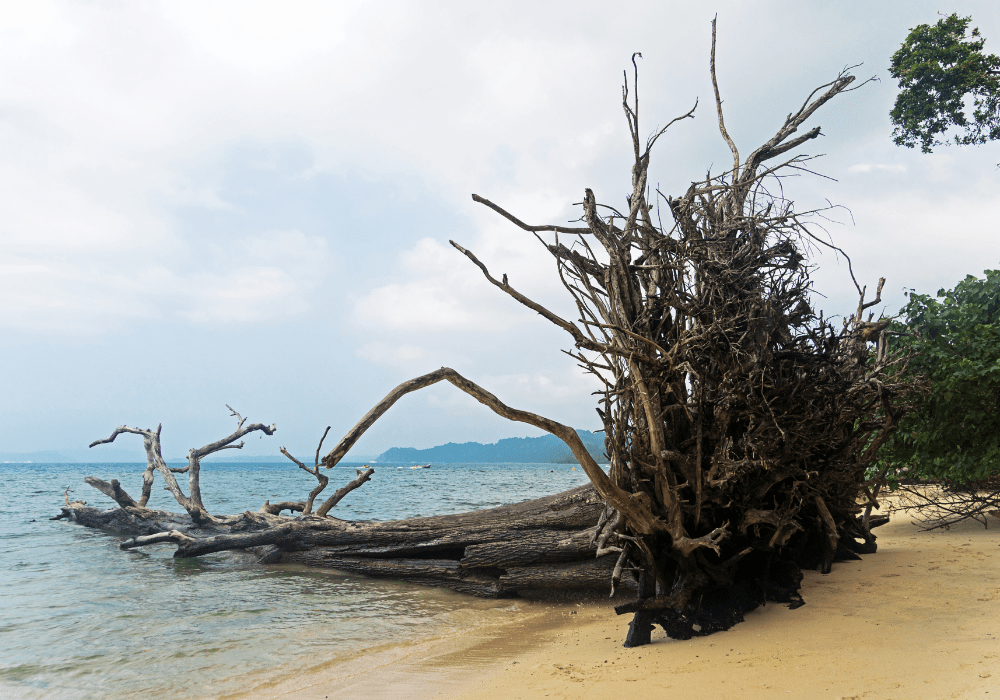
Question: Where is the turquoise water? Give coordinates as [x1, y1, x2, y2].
[0, 461, 591, 699]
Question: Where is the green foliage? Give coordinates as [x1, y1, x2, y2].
[885, 270, 1000, 483]
[890, 13, 1000, 153]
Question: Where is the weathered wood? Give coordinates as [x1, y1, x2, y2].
[313, 368, 653, 533]
[460, 528, 599, 568]
[259, 500, 305, 515]
[281, 555, 511, 597]
[316, 467, 374, 517]
[89, 410, 275, 525]
[58, 484, 622, 598]
[623, 573, 656, 647]
[83, 477, 138, 509]
[499, 555, 632, 592]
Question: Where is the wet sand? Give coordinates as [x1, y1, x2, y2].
[234, 507, 999, 700]
[223, 592, 617, 700]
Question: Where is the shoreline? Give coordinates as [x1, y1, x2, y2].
[223, 592, 620, 700]
[233, 507, 998, 700]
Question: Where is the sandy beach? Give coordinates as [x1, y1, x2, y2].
[235, 506, 999, 700]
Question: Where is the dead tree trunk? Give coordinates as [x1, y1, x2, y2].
[57, 393, 641, 598]
[56, 479, 633, 598]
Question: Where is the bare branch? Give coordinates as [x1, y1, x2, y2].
[184, 409, 277, 519]
[280, 447, 309, 471]
[259, 500, 306, 515]
[470, 194, 590, 234]
[315, 467, 375, 517]
[314, 426, 332, 468]
[89, 412, 276, 524]
[450, 239, 613, 355]
[711, 17, 740, 178]
[120, 530, 197, 550]
[226, 404, 246, 431]
[190, 417, 275, 461]
[280, 429, 332, 516]
[319, 367, 664, 534]
[83, 477, 138, 509]
[89, 425, 151, 448]
[644, 100, 698, 156]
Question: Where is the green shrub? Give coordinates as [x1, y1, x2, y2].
[885, 270, 1000, 485]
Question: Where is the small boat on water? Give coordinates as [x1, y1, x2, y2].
[411, 464, 431, 469]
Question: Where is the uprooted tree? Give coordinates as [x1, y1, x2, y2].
[56, 23, 919, 647]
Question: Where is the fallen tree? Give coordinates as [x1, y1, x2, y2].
[56, 22, 916, 647]
[54, 392, 636, 598]
[59, 482, 625, 597]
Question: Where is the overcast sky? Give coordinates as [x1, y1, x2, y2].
[3, 1, 999, 461]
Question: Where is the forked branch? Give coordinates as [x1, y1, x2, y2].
[89, 409, 276, 525]
[315, 467, 375, 517]
[318, 367, 664, 534]
[280, 426, 332, 515]
[710, 17, 740, 178]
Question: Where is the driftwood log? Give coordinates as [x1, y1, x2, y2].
[56, 380, 650, 598]
[57, 481, 636, 597]
[57, 22, 916, 648]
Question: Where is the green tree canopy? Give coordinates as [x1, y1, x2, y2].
[887, 270, 1000, 484]
[890, 13, 1000, 153]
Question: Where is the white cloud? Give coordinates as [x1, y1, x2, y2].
[419, 368, 596, 416]
[352, 232, 572, 334]
[175, 267, 306, 325]
[0, 228, 331, 333]
[354, 342, 435, 370]
[244, 229, 331, 269]
[480, 369, 598, 406]
[0, 258, 158, 333]
[847, 163, 907, 174]
[0, 1, 625, 337]
[807, 186, 1000, 318]
[165, 228, 334, 325]
[354, 280, 482, 331]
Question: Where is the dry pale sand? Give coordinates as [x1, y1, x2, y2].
[234, 507, 999, 700]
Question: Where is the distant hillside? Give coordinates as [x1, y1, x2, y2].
[375, 430, 609, 464]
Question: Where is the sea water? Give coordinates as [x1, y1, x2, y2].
[0, 461, 591, 700]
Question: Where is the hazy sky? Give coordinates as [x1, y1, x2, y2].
[3, 1, 999, 460]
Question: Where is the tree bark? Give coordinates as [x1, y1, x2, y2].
[57, 483, 636, 598]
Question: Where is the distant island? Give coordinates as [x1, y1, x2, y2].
[2, 433, 610, 466]
[374, 430, 609, 464]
